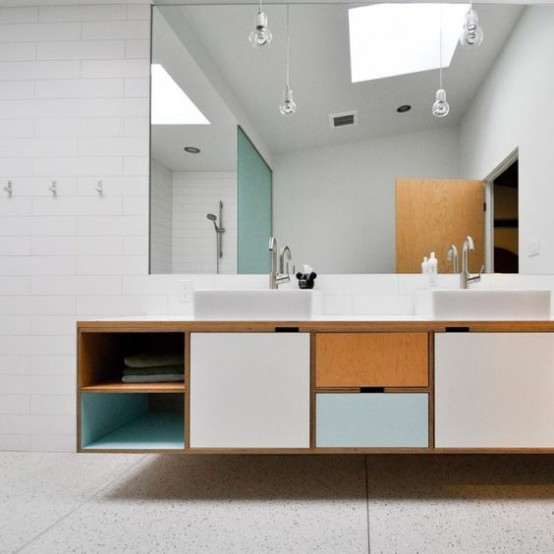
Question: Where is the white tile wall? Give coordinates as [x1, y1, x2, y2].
[0, 4, 152, 452]
[150, 158, 172, 273]
[171, 171, 237, 274]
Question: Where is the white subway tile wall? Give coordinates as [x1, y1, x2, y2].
[0, 4, 151, 452]
[171, 171, 237, 274]
[150, 158, 172, 273]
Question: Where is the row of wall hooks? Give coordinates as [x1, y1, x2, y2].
[3, 180, 104, 197]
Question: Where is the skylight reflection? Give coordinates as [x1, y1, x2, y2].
[151, 63, 210, 125]
[349, 3, 470, 83]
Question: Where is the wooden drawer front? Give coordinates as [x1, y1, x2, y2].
[315, 332, 428, 388]
[316, 393, 429, 448]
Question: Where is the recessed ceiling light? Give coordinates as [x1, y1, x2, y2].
[397, 105, 412, 113]
[184, 146, 201, 154]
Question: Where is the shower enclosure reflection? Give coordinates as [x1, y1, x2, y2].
[206, 202, 225, 274]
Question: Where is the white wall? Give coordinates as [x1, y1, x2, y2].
[171, 171, 237, 274]
[274, 126, 460, 273]
[459, 5, 554, 273]
[150, 157, 172, 273]
[0, 4, 154, 452]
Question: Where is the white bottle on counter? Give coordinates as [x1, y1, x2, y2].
[421, 256, 429, 274]
[428, 252, 438, 287]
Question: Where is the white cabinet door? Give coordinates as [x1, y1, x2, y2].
[190, 333, 310, 448]
[435, 333, 554, 448]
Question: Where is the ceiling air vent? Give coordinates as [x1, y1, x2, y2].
[329, 111, 358, 129]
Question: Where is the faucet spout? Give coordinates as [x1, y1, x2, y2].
[460, 236, 481, 289]
[279, 245, 292, 275]
[268, 237, 292, 289]
[447, 244, 459, 273]
[269, 236, 278, 289]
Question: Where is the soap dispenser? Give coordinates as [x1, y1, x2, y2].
[421, 256, 429, 274]
[296, 265, 317, 289]
[428, 252, 438, 287]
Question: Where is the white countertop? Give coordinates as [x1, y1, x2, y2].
[80, 314, 554, 323]
[84, 314, 430, 323]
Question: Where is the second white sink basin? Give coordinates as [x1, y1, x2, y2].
[414, 289, 551, 320]
[193, 289, 321, 320]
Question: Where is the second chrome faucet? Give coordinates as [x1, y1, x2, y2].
[268, 236, 293, 289]
[460, 235, 481, 289]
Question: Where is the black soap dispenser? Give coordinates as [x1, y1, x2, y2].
[296, 265, 317, 289]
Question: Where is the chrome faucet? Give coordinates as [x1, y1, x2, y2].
[279, 245, 293, 275]
[447, 244, 459, 273]
[460, 235, 481, 289]
[268, 236, 291, 289]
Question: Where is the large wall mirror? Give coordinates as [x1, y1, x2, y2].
[150, 2, 554, 275]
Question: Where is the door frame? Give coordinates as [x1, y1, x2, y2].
[483, 147, 519, 273]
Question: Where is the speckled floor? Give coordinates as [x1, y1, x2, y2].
[1, 453, 553, 553]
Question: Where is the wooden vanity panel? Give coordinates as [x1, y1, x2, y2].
[315, 332, 428, 388]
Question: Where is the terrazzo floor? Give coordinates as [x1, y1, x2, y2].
[1, 452, 553, 553]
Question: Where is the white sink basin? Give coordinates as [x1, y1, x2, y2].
[193, 289, 321, 320]
[414, 289, 551, 320]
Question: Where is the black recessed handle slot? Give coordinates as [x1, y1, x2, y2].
[445, 326, 470, 333]
[275, 327, 299, 333]
[360, 387, 385, 393]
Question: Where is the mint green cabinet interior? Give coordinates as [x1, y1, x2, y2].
[316, 393, 429, 448]
[237, 126, 272, 273]
[81, 393, 184, 450]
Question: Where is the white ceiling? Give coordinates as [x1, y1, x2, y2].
[153, 3, 523, 171]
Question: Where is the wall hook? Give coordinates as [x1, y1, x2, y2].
[95, 180, 103, 195]
[49, 180, 57, 195]
[4, 180, 12, 196]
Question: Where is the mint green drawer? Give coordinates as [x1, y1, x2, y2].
[316, 393, 428, 448]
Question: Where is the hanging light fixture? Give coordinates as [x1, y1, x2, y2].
[279, 4, 296, 116]
[248, 0, 272, 49]
[432, 88, 449, 118]
[432, 9, 450, 118]
[460, 4, 484, 48]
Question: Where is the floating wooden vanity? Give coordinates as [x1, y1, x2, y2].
[77, 319, 554, 454]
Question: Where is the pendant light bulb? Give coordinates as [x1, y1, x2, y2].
[432, 8, 450, 118]
[460, 6, 484, 48]
[432, 88, 450, 118]
[279, 5, 296, 116]
[248, 3, 272, 48]
[279, 85, 296, 116]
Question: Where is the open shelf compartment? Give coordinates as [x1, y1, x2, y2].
[78, 331, 185, 390]
[80, 392, 185, 451]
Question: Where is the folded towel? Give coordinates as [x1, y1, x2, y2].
[124, 351, 184, 368]
[122, 364, 184, 376]
[122, 374, 184, 383]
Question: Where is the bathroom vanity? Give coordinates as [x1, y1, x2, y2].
[77, 317, 554, 454]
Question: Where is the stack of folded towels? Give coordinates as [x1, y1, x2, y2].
[122, 351, 184, 383]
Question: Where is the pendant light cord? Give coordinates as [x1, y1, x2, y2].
[285, 4, 290, 87]
[439, 6, 443, 89]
